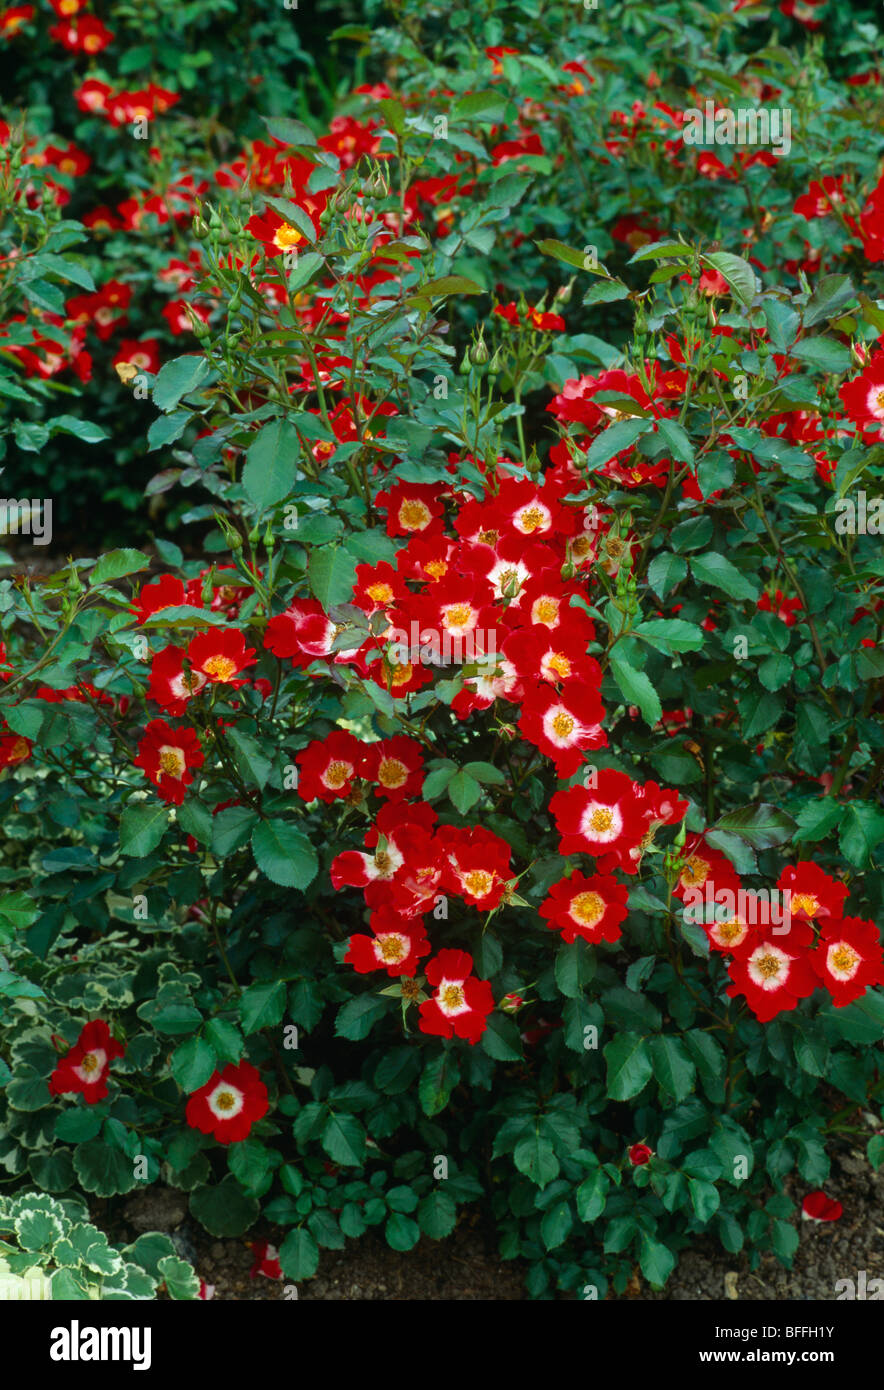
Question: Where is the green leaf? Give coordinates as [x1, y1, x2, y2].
[137, 999, 202, 1035]
[171, 1037, 217, 1093]
[56, 1223, 120, 1276]
[14, 1207, 63, 1253]
[480, 1013, 523, 1061]
[189, 1177, 259, 1236]
[55, 1109, 103, 1144]
[804, 274, 856, 327]
[448, 769, 482, 814]
[683, 1034, 722, 1106]
[453, 90, 508, 121]
[554, 939, 596, 998]
[263, 116, 317, 147]
[251, 820, 318, 889]
[226, 728, 273, 791]
[701, 252, 757, 306]
[639, 1232, 676, 1286]
[839, 802, 884, 868]
[629, 238, 692, 263]
[583, 279, 629, 306]
[239, 980, 287, 1035]
[758, 653, 792, 692]
[120, 802, 168, 858]
[334, 994, 389, 1040]
[176, 798, 213, 847]
[576, 1168, 609, 1221]
[655, 418, 695, 464]
[647, 551, 687, 599]
[2, 701, 45, 741]
[242, 419, 299, 514]
[419, 1053, 459, 1117]
[585, 418, 651, 470]
[73, 1141, 138, 1198]
[650, 1035, 696, 1103]
[791, 337, 851, 373]
[204, 1018, 244, 1065]
[795, 800, 845, 839]
[90, 549, 150, 584]
[604, 1033, 653, 1101]
[385, 1212, 420, 1251]
[213, 806, 259, 856]
[633, 619, 704, 654]
[308, 546, 358, 608]
[228, 1139, 275, 1193]
[689, 1178, 721, 1223]
[713, 803, 796, 850]
[609, 655, 662, 726]
[462, 760, 506, 785]
[278, 1227, 319, 1280]
[386, 1184, 419, 1214]
[867, 1135, 884, 1171]
[321, 1112, 366, 1167]
[28, 1149, 75, 1194]
[697, 453, 735, 497]
[771, 1219, 799, 1265]
[418, 1190, 457, 1239]
[157, 1254, 201, 1300]
[513, 1134, 559, 1189]
[671, 516, 713, 553]
[152, 355, 212, 412]
[690, 552, 759, 601]
[147, 412, 188, 452]
[535, 238, 607, 273]
[541, 1201, 573, 1251]
[0, 891, 39, 932]
[51, 1268, 91, 1300]
[738, 688, 783, 739]
[407, 276, 483, 305]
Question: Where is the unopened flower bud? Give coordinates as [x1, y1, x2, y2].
[469, 336, 489, 366]
[184, 304, 211, 339]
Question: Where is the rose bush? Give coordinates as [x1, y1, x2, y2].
[1, 0, 884, 1300]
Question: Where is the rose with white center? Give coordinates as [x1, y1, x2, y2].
[579, 801, 624, 844]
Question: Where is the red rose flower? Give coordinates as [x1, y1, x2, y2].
[549, 770, 646, 860]
[810, 917, 884, 1006]
[801, 1191, 843, 1222]
[418, 949, 494, 1044]
[361, 735, 424, 801]
[147, 645, 207, 715]
[134, 719, 204, 805]
[131, 574, 200, 624]
[0, 730, 32, 767]
[186, 628, 257, 687]
[112, 337, 160, 374]
[185, 1060, 268, 1144]
[49, 1020, 125, 1104]
[344, 911, 431, 977]
[295, 729, 365, 803]
[49, 14, 113, 51]
[757, 588, 803, 627]
[539, 871, 628, 945]
[776, 862, 849, 923]
[725, 923, 819, 1022]
[519, 680, 607, 776]
[249, 1241, 283, 1280]
[628, 1143, 653, 1166]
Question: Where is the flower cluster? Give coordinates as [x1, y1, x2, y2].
[682, 858, 884, 1021]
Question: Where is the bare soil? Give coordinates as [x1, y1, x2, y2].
[106, 1140, 883, 1301]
